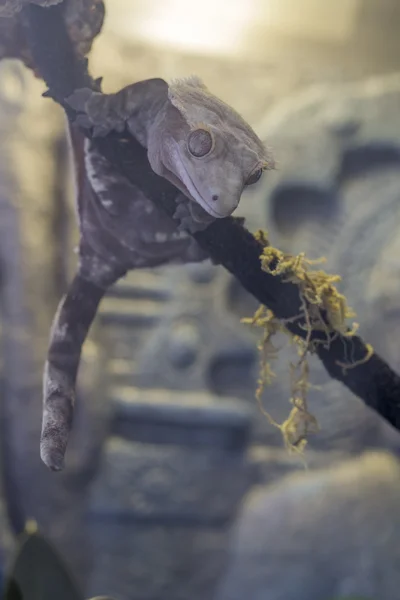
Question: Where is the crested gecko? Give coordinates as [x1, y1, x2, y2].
[41, 76, 274, 471]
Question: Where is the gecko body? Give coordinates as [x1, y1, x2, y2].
[67, 76, 274, 234]
[70, 126, 208, 277]
[41, 76, 274, 470]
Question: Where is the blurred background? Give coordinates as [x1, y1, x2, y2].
[1, 1, 400, 598]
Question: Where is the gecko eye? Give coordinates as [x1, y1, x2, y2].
[188, 129, 213, 157]
[245, 168, 263, 186]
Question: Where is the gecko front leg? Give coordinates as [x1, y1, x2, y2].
[66, 87, 127, 137]
[66, 79, 168, 144]
[173, 193, 215, 234]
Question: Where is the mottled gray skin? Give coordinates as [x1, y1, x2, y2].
[82, 139, 207, 268]
[67, 76, 273, 233]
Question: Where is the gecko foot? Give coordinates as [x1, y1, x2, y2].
[173, 195, 214, 234]
[66, 87, 98, 132]
[173, 200, 195, 233]
[66, 88, 126, 137]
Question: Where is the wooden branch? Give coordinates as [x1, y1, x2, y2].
[23, 3, 400, 469]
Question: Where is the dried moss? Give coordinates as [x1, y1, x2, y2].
[242, 230, 373, 455]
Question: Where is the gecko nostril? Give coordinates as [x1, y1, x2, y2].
[211, 194, 219, 202]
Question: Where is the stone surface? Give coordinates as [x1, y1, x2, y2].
[87, 520, 229, 600]
[248, 445, 360, 485]
[216, 451, 400, 600]
[244, 72, 400, 241]
[109, 387, 253, 451]
[99, 264, 261, 436]
[89, 436, 252, 523]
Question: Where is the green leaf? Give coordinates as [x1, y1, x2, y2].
[3, 524, 82, 600]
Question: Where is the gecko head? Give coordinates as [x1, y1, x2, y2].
[156, 76, 275, 220]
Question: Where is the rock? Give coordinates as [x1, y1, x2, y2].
[87, 520, 229, 600]
[89, 436, 252, 524]
[100, 265, 259, 417]
[258, 72, 400, 198]
[109, 387, 253, 451]
[248, 445, 366, 486]
[216, 451, 400, 600]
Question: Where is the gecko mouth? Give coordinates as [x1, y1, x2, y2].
[183, 179, 224, 219]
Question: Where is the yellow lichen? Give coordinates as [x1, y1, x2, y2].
[242, 230, 373, 455]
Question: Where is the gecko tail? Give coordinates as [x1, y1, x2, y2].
[40, 274, 106, 470]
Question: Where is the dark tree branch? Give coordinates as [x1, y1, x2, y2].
[23, 3, 400, 467]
